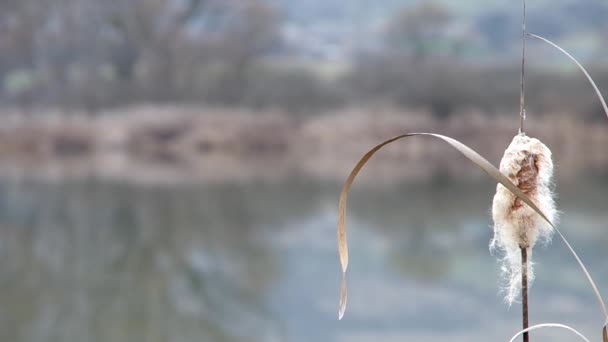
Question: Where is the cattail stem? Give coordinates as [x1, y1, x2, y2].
[522, 247, 530, 342]
[519, 0, 527, 134]
[603, 324, 607, 342]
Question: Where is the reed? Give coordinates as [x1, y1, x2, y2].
[335, 9, 608, 342]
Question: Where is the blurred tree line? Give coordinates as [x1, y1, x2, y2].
[1, 0, 607, 119]
[0, 0, 281, 111]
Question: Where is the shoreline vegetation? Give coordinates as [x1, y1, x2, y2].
[0, 105, 607, 185]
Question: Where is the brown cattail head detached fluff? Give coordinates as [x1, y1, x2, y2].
[491, 133, 556, 304]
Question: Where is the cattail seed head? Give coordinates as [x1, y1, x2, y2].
[491, 133, 556, 304]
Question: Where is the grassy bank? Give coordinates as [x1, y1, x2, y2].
[0, 105, 606, 184]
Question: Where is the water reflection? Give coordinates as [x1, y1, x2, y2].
[0, 175, 606, 341]
[0, 179, 301, 342]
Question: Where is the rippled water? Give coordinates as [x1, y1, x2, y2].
[0, 175, 606, 342]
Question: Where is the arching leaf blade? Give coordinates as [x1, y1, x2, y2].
[528, 33, 608, 119]
[509, 323, 591, 342]
[337, 133, 606, 323]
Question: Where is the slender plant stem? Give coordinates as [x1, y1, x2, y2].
[603, 324, 607, 342]
[519, 0, 529, 334]
[519, 2, 530, 335]
[519, 0, 527, 134]
[522, 247, 530, 342]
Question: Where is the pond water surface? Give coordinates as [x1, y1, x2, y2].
[0, 174, 606, 342]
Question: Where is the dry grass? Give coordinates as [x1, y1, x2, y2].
[0, 105, 607, 185]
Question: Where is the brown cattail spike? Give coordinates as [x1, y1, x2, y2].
[491, 133, 556, 304]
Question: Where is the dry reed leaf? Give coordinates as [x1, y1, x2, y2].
[530, 33, 608, 330]
[337, 133, 606, 324]
[509, 323, 591, 342]
[338, 273, 347, 320]
[528, 33, 608, 119]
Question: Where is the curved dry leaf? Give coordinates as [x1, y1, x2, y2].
[338, 135, 409, 273]
[528, 32, 608, 324]
[338, 273, 347, 320]
[528, 33, 608, 119]
[509, 323, 591, 342]
[554, 227, 608, 323]
[337, 133, 606, 323]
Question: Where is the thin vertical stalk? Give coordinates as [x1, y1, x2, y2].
[522, 247, 530, 342]
[519, 0, 530, 336]
[519, 0, 527, 134]
[519, 1, 529, 340]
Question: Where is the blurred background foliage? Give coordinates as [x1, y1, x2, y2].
[1, 0, 607, 118]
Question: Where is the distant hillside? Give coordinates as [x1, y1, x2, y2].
[276, 0, 607, 23]
[273, 0, 608, 60]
